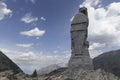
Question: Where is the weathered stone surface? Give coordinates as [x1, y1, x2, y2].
[43, 69, 120, 80]
[0, 70, 14, 79]
[68, 7, 93, 70]
[71, 7, 88, 25]
[0, 70, 38, 80]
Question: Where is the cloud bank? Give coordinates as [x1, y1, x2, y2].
[0, 48, 70, 73]
[80, 0, 120, 58]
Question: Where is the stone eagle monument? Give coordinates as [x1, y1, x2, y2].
[68, 7, 93, 70]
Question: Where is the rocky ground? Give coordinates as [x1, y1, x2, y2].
[1, 68, 120, 80]
[0, 70, 38, 80]
[38, 68, 120, 80]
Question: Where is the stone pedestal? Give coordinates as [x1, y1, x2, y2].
[68, 7, 93, 70]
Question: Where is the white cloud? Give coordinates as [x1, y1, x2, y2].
[80, 0, 120, 57]
[16, 43, 33, 48]
[15, 52, 69, 73]
[80, 0, 101, 7]
[40, 16, 46, 21]
[89, 42, 105, 58]
[0, 48, 12, 53]
[0, 47, 70, 74]
[89, 42, 105, 50]
[0, 1, 12, 20]
[89, 49, 102, 58]
[20, 27, 45, 37]
[21, 13, 38, 23]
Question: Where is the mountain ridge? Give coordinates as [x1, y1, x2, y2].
[93, 49, 120, 77]
[0, 51, 23, 74]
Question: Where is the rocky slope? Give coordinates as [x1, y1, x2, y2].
[38, 69, 120, 80]
[0, 51, 23, 74]
[93, 49, 120, 77]
[0, 70, 38, 80]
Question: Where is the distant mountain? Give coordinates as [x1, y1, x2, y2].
[0, 51, 23, 74]
[37, 63, 67, 76]
[38, 49, 120, 77]
[93, 49, 120, 77]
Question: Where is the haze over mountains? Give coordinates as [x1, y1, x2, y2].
[37, 63, 67, 76]
[0, 51, 23, 74]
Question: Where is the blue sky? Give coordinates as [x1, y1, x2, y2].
[0, 0, 81, 53]
[0, 0, 120, 74]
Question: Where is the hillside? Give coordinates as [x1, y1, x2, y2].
[93, 49, 120, 77]
[0, 51, 23, 74]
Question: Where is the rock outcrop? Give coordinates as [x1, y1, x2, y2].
[41, 69, 120, 80]
[0, 51, 23, 74]
[93, 49, 120, 77]
[68, 7, 93, 70]
[0, 70, 38, 80]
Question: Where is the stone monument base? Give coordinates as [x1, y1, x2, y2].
[68, 55, 93, 70]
